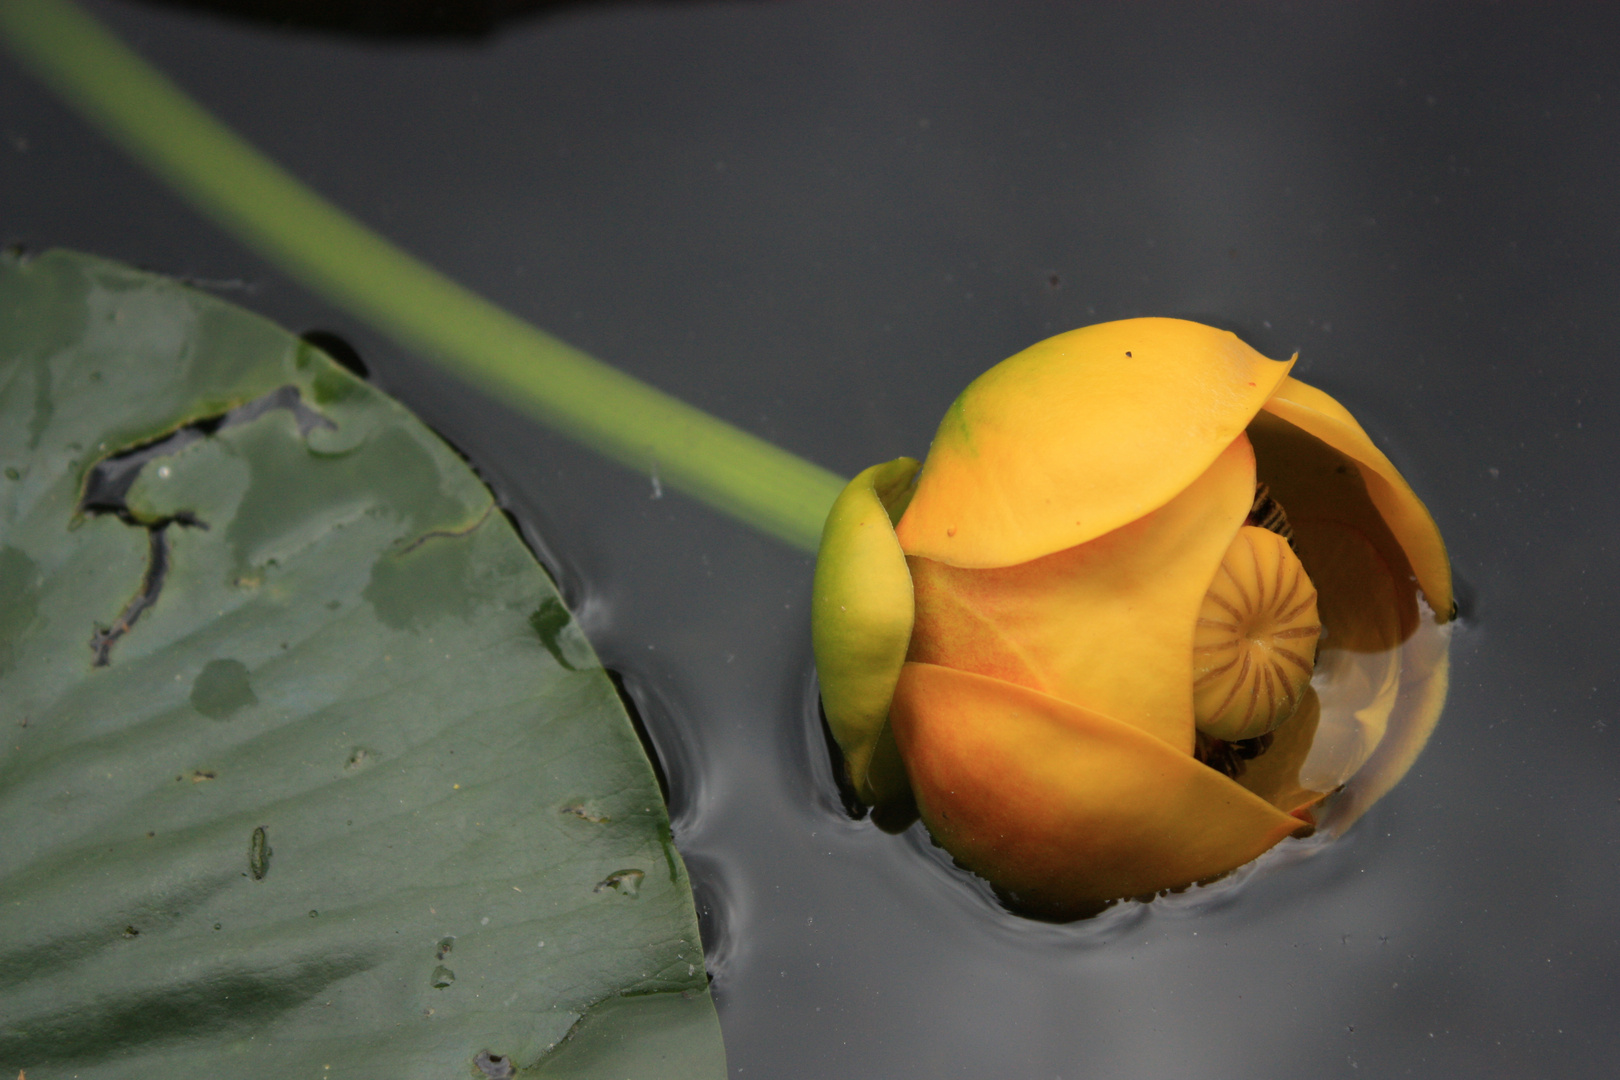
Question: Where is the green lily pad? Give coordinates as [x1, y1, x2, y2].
[0, 249, 725, 1079]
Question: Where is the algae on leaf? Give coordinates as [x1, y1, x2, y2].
[0, 249, 725, 1079]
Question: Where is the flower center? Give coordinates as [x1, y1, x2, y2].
[1192, 524, 1321, 743]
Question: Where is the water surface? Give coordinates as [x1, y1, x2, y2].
[5, 2, 1617, 1075]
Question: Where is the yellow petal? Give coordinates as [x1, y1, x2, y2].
[811, 458, 920, 803]
[1259, 376, 1452, 620]
[906, 435, 1255, 754]
[890, 663, 1310, 917]
[896, 319, 1294, 568]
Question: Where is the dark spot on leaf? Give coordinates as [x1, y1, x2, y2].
[190, 659, 256, 719]
[435, 936, 454, 961]
[561, 802, 608, 823]
[122, 926, 139, 939]
[528, 596, 575, 671]
[429, 964, 455, 989]
[473, 1050, 516, 1079]
[248, 825, 271, 880]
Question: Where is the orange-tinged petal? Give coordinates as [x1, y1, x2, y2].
[1260, 376, 1452, 620]
[811, 458, 920, 804]
[907, 435, 1256, 754]
[890, 663, 1309, 917]
[896, 319, 1294, 568]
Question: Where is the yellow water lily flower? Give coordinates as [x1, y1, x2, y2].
[812, 318, 1451, 918]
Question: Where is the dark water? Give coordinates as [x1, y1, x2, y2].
[5, 2, 1618, 1076]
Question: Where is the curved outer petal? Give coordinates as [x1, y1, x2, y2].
[1260, 376, 1452, 620]
[907, 435, 1256, 754]
[892, 664, 1309, 915]
[896, 319, 1294, 568]
[811, 458, 920, 804]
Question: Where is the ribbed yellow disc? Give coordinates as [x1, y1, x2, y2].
[1193, 526, 1321, 741]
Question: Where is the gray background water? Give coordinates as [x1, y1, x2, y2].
[5, 2, 1617, 1076]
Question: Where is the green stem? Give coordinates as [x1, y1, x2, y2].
[0, 0, 846, 551]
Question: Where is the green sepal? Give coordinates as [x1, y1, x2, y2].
[811, 458, 919, 804]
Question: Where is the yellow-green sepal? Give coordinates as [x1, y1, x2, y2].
[811, 457, 920, 805]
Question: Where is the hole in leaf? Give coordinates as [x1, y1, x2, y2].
[248, 825, 271, 880]
[78, 386, 333, 665]
[473, 1049, 516, 1079]
[300, 329, 369, 379]
[594, 869, 645, 897]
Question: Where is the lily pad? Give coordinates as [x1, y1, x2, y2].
[0, 250, 725, 1078]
